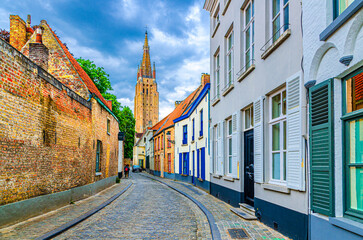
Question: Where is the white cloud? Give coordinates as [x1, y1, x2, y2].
[117, 97, 134, 112]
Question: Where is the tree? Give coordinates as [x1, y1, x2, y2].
[0, 29, 10, 42]
[77, 58, 135, 159]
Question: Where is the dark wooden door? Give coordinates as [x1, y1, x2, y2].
[244, 129, 254, 206]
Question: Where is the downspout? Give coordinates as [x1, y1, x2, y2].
[162, 129, 165, 178]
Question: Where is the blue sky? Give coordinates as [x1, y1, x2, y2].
[0, 0, 210, 119]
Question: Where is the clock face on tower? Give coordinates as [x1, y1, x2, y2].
[134, 31, 159, 135]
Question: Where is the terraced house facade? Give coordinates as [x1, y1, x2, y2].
[204, 1, 307, 239]
[0, 15, 119, 226]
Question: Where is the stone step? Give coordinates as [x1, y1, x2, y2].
[230, 207, 257, 220]
[239, 203, 255, 215]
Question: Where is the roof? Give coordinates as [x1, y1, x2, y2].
[135, 130, 147, 146]
[153, 86, 203, 137]
[46, 23, 111, 110]
[174, 83, 210, 123]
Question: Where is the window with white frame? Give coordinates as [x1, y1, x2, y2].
[244, 0, 254, 69]
[213, 5, 220, 31]
[271, 0, 289, 43]
[226, 30, 234, 86]
[269, 89, 287, 183]
[213, 125, 218, 173]
[226, 119, 233, 175]
[244, 105, 254, 131]
[214, 52, 220, 98]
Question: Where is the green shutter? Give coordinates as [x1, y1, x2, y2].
[309, 79, 334, 216]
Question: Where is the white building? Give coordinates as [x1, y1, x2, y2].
[144, 128, 155, 173]
[174, 78, 211, 191]
[303, 1, 363, 239]
[204, 0, 307, 239]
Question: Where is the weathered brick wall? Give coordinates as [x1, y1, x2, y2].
[0, 38, 118, 205]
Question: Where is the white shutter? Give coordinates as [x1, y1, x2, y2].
[286, 74, 305, 191]
[254, 96, 264, 183]
[217, 122, 223, 175]
[231, 113, 238, 178]
[210, 126, 214, 174]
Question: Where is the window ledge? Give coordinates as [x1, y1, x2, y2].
[261, 29, 291, 60]
[181, 174, 188, 177]
[262, 183, 290, 194]
[212, 174, 222, 179]
[198, 136, 203, 140]
[223, 176, 234, 182]
[95, 172, 102, 176]
[237, 64, 255, 82]
[320, 1, 363, 41]
[222, 84, 234, 96]
[191, 140, 195, 144]
[198, 177, 204, 182]
[182, 143, 188, 146]
[222, 0, 231, 15]
[212, 22, 220, 38]
[212, 97, 220, 106]
[329, 217, 363, 237]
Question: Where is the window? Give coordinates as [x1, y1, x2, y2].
[161, 134, 164, 150]
[168, 153, 171, 172]
[183, 152, 188, 175]
[214, 53, 220, 98]
[200, 110, 203, 137]
[199, 149, 202, 177]
[344, 69, 363, 220]
[271, 0, 289, 43]
[107, 119, 110, 134]
[213, 125, 218, 173]
[213, 4, 220, 31]
[226, 119, 233, 174]
[244, 0, 255, 68]
[244, 106, 254, 131]
[183, 125, 188, 144]
[167, 132, 171, 148]
[334, 0, 354, 18]
[269, 89, 287, 183]
[192, 119, 195, 141]
[96, 140, 102, 172]
[226, 30, 234, 86]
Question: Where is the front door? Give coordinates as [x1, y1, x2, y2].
[244, 129, 254, 206]
[192, 151, 196, 185]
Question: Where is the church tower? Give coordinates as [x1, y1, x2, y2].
[134, 31, 159, 135]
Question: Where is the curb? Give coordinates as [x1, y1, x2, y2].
[141, 173, 221, 240]
[35, 182, 133, 240]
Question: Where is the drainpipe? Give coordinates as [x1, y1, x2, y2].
[161, 129, 165, 178]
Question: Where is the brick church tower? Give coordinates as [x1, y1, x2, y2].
[134, 31, 159, 135]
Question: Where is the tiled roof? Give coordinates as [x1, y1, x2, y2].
[46, 23, 111, 109]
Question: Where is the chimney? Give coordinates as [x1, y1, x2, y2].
[29, 26, 49, 71]
[9, 15, 27, 51]
[201, 73, 210, 86]
[25, 15, 34, 41]
[107, 100, 113, 111]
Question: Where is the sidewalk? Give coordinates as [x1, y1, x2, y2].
[0, 178, 132, 240]
[142, 173, 289, 240]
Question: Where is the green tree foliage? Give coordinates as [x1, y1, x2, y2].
[77, 58, 135, 159]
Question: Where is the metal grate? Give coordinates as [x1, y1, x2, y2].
[227, 228, 249, 239]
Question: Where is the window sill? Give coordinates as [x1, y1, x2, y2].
[95, 172, 102, 176]
[222, 0, 231, 15]
[329, 217, 363, 237]
[212, 97, 220, 106]
[320, 1, 363, 41]
[198, 136, 203, 140]
[262, 183, 290, 194]
[191, 140, 195, 144]
[198, 178, 204, 182]
[181, 174, 188, 177]
[222, 83, 234, 97]
[261, 29, 291, 60]
[212, 174, 222, 179]
[182, 143, 188, 147]
[237, 64, 255, 82]
[223, 176, 234, 182]
[212, 22, 220, 38]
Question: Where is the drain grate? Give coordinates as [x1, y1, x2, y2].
[227, 228, 249, 239]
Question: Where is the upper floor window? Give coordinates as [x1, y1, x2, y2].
[167, 131, 171, 148]
[192, 119, 195, 141]
[213, 4, 220, 31]
[226, 30, 234, 86]
[183, 125, 188, 145]
[161, 134, 164, 150]
[200, 109, 204, 137]
[334, 0, 355, 18]
[272, 0, 289, 43]
[107, 119, 111, 134]
[244, 0, 255, 69]
[214, 52, 220, 98]
[269, 89, 287, 184]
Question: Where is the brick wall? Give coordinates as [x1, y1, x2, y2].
[0, 38, 118, 205]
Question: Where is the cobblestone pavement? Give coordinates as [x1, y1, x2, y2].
[142, 173, 290, 240]
[0, 179, 132, 240]
[55, 173, 210, 240]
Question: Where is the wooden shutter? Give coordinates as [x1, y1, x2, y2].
[286, 74, 305, 191]
[217, 122, 224, 175]
[179, 153, 182, 174]
[201, 147, 206, 180]
[197, 149, 200, 178]
[186, 152, 190, 175]
[210, 126, 214, 174]
[309, 79, 334, 216]
[254, 96, 264, 183]
[231, 112, 238, 178]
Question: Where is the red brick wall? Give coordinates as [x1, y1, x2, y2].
[0, 39, 118, 205]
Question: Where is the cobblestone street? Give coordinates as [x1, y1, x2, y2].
[0, 172, 289, 240]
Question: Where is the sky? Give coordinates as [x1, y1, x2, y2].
[0, 0, 210, 119]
